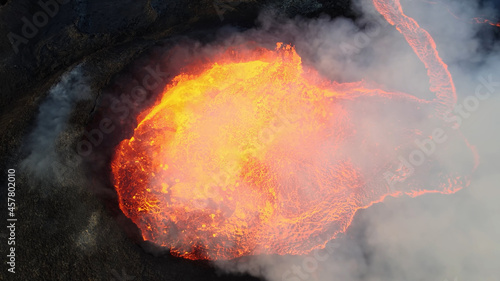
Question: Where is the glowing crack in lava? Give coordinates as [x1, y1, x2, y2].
[111, 0, 476, 260]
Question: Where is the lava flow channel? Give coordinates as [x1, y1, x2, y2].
[111, 0, 476, 260]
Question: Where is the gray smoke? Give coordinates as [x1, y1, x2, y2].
[207, 0, 500, 281]
[20, 64, 91, 190]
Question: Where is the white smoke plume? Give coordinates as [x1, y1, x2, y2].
[200, 0, 500, 281]
[20, 64, 91, 189]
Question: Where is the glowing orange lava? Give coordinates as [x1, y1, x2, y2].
[111, 0, 476, 260]
[473, 17, 500, 27]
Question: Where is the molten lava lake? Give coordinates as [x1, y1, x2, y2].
[111, 42, 476, 260]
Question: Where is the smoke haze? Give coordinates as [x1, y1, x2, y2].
[18, 0, 500, 280]
[20, 64, 91, 190]
[207, 0, 500, 281]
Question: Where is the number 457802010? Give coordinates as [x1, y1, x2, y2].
[7, 169, 16, 217]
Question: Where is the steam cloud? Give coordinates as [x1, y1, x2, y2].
[21, 64, 91, 190]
